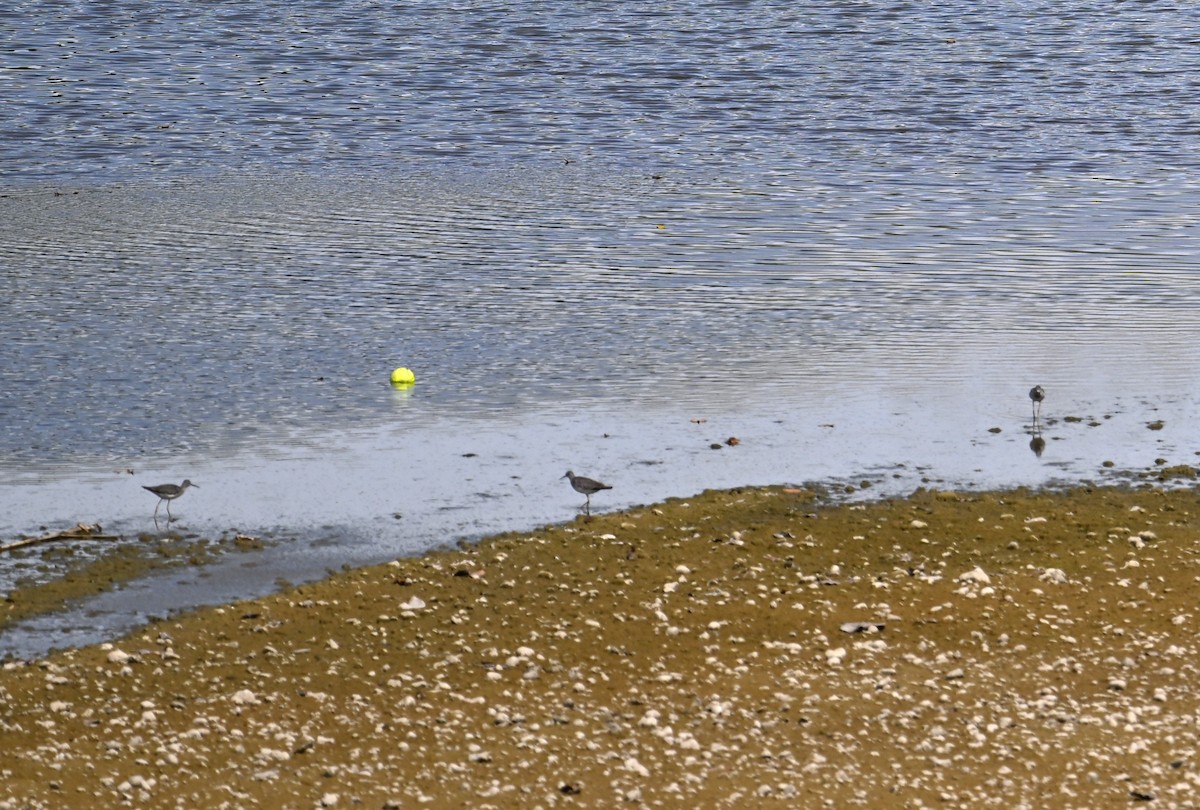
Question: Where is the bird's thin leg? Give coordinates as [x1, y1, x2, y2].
[166, 501, 173, 523]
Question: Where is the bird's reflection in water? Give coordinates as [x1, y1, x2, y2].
[1027, 384, 1046, 457]
[1029, 414, 1045, 457]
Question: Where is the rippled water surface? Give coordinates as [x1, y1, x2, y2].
[3, 2, 1200, 655]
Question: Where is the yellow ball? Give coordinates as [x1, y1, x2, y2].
[390, 367, 415, 385]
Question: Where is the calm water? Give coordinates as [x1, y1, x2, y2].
[3, 2, 1200, 655]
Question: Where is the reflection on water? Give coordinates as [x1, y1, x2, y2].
[4, 3, 1200, 181]
[4, 169, 1200, 470]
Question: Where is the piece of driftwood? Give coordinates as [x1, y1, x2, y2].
[0, 522, 120, 553]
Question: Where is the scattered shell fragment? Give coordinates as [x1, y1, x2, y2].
[957, 566, 990, 585]
[840, 621, 885, 634]
[231, 689, 260, 705]
[825, 647, 847, 665]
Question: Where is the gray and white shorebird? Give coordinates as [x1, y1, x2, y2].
[1029, 385, 1045, 420]
[143, 479, 198, 524]
[562, 470, 611, 516]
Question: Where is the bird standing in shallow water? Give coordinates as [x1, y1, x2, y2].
[143, 479, 198, 525]
[1029, 385, 1045, 421]
[562, 470, 611, 516]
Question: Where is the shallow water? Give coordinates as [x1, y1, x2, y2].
[3, 2, 1200, 656]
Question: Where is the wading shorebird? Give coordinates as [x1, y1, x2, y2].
[1029, 385, 1045, 420]
[143, 479, 198, 525]
[562, 470, 611, 516]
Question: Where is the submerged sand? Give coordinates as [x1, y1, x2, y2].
[3, 483, 1200, 809]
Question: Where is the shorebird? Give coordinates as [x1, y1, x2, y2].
[143, 479, 198, 524]
[1029, 385, 1045, 420]
[562, 470, 611, 516]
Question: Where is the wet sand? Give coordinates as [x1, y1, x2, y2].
[3, 482, 1200, 809]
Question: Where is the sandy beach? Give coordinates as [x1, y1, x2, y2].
[3, 481, 1200, 809]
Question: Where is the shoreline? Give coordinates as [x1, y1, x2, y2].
[3, 481, 1200, 808]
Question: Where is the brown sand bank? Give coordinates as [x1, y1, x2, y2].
[3, 483, 1200, 809]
